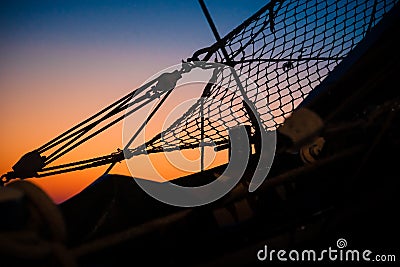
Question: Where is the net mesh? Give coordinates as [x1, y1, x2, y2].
[130, 0, 398, 155]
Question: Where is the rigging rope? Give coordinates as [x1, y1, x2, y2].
[129, 0, 398, 156]
[1, 0, 398, 184]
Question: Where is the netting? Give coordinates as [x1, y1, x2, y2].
[1, 0, 399, 183]
[129, 0, 398, 156]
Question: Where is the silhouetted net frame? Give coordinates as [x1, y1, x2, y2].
[2, 0, 398, 183]
[130, 0, 398, 156]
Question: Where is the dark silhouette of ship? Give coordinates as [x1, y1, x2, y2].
[1, 1, 400, 266]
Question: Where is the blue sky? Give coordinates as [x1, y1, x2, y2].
[0, 0, 269, 202]
[1, 0, 267, 61]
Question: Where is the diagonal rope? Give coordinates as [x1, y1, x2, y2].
[131, 0, 398, 156]
[2, 0, 398, 183]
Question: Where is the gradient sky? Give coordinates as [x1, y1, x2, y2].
[0, 0, 267, 203]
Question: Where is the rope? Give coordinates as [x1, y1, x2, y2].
[131, 0, 398, 156]
[1, 0, 398, 182]
[1, 181, 77, 266]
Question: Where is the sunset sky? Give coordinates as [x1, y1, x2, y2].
[0, 0, 267, 203]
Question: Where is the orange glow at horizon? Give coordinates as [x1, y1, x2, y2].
[0, 0, 278, 205]
[0, 49, 229, 204]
